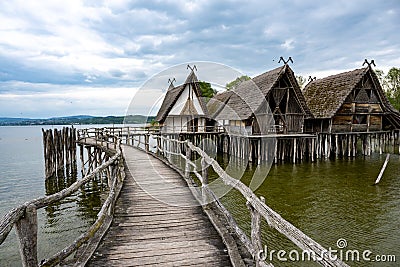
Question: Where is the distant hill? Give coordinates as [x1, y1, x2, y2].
[0, 115, 155, 126]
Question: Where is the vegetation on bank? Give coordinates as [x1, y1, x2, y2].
[375, 67, 400, 111]
[0, 115, 155, 126]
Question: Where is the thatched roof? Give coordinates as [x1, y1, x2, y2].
[209, 64, 312, 120]
[303, 68, 368, 118]
[303, 67, 400, 127]
[206, 91, 233, 118]
[155, 70, 207, 123]
[155, 84, 184, 122]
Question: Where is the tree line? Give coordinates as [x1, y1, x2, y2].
[375, 67, 400, 111]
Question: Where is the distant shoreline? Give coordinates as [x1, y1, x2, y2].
[0, 115, 155, 126]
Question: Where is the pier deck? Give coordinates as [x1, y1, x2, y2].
[87, 145, 231, 266]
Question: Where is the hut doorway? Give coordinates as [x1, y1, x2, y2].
[187, 118, 198, 132]
[273, 108, 286, 133]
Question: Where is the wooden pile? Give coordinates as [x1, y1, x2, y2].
[42, 127, 77, 178]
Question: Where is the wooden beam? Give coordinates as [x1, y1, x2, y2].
[374, 154, 390, 185]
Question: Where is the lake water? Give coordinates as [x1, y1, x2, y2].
[0, 125, 121, 266]
[0, 126, 399, 266]
[211, 154, 400, 266]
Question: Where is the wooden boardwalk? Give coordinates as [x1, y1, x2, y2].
[88, 145, 231, 266]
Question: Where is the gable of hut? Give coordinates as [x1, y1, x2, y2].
[304, 67, 400, 133]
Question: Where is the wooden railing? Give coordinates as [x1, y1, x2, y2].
[159, 125, 226, 133]
[82, 126, 348, 266]
[80, 126, 159, 137]
[0, 131, 125, 267]
[151, 134, 349, 267]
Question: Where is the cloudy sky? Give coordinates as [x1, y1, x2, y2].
[0, 0, 399, 118]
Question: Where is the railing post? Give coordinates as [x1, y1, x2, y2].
[201, 157, 209, 205]
[201, 157, 208, 185]
[185, 144, 191, 179]
[247, 196, 264, 266]
[127, 127, 130, 145]
[157, 136, 162, 155]
[145, 134, 149, 152]
[15, 204, 38, 267]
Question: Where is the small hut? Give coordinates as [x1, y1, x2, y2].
[303, 66, 400, 133]
[208, 64, 312, 135]
[155, 69, 209, 133]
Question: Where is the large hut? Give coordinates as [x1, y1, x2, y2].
[303, 65, 400, 133]
[208, 64, 312, 135]
[155, 69, 210, 133]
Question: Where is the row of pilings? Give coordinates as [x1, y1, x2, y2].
[42, 127, 77, 178]
[182, 130, 400, 164]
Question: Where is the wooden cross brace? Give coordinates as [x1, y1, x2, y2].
[278, 56, 293, 65]
[363, 59, 376, 68]
[168, 78, 176, 86]
[187, 64, 197, 72]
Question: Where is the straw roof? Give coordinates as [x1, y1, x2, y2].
[303, 67, 400, 127]
[303, 68, 368, 118]
[209, 64, 312, 120]
[155, 70, 207, 123]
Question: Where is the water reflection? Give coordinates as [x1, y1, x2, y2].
[76, 174, 108, 221]
[44, 161, 108, 227]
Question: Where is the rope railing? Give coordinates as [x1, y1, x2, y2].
[0, 131, 125, 267]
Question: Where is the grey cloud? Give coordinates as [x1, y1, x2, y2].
[0, 0, 399, 117]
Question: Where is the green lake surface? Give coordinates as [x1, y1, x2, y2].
[0, 126, 399, 266]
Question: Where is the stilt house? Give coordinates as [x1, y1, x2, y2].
[303, 66, 400, 133]
[208, 64, 312, 135]
[155, 69, 209, 133]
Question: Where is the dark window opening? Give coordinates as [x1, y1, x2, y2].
[353, 115, 367, 124]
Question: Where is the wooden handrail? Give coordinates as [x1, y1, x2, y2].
[1, 127, 350, 266]
[151, 134, 349, 267]
[73, 127, 350, 266]
[0, 131, 125, 267]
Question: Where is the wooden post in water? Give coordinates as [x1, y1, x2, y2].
[293, 138, 297, 164]
[42, 127, 76, 178]
[79, 144, 85, 176]
[397, 131, 400, 155]
[374, 154, 390, 185]
[15, 204, 38, 267]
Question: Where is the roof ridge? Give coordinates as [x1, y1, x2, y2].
[184, 70, 198, 84]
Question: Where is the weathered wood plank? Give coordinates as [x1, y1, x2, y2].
[88, 145, 232, 266]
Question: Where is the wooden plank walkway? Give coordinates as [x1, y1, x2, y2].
[88, 145, 231, 266]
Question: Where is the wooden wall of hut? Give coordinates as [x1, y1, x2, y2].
[42, 127, 77, 178]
